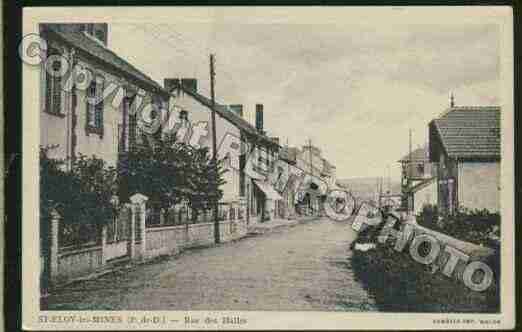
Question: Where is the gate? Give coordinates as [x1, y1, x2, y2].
[105, 205, 131, 261]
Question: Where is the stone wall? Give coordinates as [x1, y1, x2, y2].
[45, 195, 248, 290]
[142, 219, 248, 260]
[57, 245, 103, 283]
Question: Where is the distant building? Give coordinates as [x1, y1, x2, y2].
[399, 146, 435, 181]
[274, 146, 299, 218]
[428, 106, 500, 214]
[293, 143, 336, 216]
[398, 146, 437, 214]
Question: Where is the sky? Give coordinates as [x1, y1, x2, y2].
[108, 12, 500, 181]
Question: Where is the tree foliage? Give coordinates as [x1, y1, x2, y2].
[417, 204, 500, 247]
[118, 134, 228, 214]
[40, 146, 118, 229]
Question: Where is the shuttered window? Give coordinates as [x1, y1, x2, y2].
[86, 81, 96, 126]
[85, 75, 104, 136]
[129, 113, 137, 151]
[45, 48, 63, 115]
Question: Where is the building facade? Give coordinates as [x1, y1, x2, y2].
[40, 23, 170, 169]
[164, 80, 282, 224]
[428, 106, 501, 215]
[268, 143, 336, 218]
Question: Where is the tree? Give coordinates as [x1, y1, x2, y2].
[40, 146, 118, 246]
[118, 134, 227, 223]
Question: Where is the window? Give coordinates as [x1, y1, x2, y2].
[129, 113, 137, 150]
[417, 163, 425, 175]
[118, 124, 124, 153]
[85, 75, 104, 136]
[239, 154, 246, 197]
[44, 48, 63, 116]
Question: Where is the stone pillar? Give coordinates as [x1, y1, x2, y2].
[128, 203, 136, 260]
[140, 204, 147, 259]
[130, 193, 148, 261]
[159, 209, 165, 225]
[49, 209, 60, 286]
[101, 225, 108, 266]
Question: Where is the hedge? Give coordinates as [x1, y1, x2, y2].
[351, 212, 500, 313]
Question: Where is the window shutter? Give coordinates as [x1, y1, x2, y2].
[52, 61, 62, 113]
[95, 78, 104, 129]
[45, 48, 62, 114]
[86, 81, 95, 127]
[45, 68, 52, 112]
[129, 113, 137, 150]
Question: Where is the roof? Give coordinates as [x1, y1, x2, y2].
[178, 87, 280, 148]
[399, 146, 428, 162]
[431, 106, 500, 160]
[46, 27, 169, 97]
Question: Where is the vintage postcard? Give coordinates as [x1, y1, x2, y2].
[21, 6, 514, 330]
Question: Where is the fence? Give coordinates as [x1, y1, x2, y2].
[42, 193, 248, 289]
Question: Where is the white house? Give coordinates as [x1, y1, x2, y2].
[428, 106, 500, 214]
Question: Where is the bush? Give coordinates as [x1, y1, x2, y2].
[351, 208, 500, 312]
[417, 204, 438, 227]
[417, 205, 500, 248]
[40, 146, 117, 247]
[351, 241, 500, 313]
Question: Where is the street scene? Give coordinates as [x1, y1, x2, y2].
[43, 217, 377, 311]
[28, 8, 507, 319]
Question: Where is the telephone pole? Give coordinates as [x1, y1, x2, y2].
[210, 54, 220, 244]
[308, 138, 313, 214]
[408, 128, 412, 179]
[379, 176, 383, 208]
[408, 128, 413, 211]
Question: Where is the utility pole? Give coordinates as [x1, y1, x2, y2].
[308, 138, 313, 214]
[210, 54, 220, 244]
[387, 164, 391, 193]
[308, 138, 313, 177]
[379, 176, 383, 208]
[408, 128, 413, 212]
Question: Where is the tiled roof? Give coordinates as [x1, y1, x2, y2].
[179, 87, 280, 148]
[47, 27, 168, 97]
[432, 106, 500, 159]
[399, 146, 428, 162]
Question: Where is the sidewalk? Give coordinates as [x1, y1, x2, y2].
[247, 215, 318, 235]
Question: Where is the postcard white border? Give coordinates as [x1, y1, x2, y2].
[22, 6, 515, 330]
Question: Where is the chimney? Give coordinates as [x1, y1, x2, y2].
[450, 92, 455, 108]
[255, 104, 264, 133]
[181, 78, 197, 92]
[164, 78, 197, 93]
[229, 104, 244, 118]
[164, 78, 181, 93]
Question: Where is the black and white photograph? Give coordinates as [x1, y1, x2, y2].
[19, 6, 514, 330]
